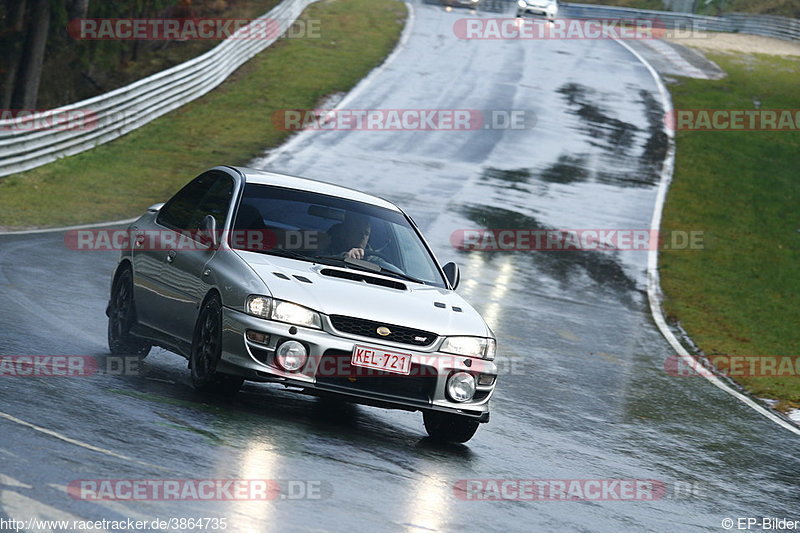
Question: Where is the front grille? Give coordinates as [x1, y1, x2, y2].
[329, 315, 437, 347]
[315, 350, 437, 403]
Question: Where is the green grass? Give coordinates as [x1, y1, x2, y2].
[660, 52, 800, 410]
[0, 0, 407, 228]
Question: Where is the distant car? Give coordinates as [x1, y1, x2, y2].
[424, 0, 481, 9]
[107, 166, 498, 443]
[517, 0, 559, 21]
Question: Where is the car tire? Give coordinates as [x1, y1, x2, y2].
[108, 267, 152, 358]
[423, 411, 480, 443]
[190, 295, 244, 395]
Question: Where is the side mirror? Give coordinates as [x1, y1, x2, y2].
[147, 203, 164, 213]
[442, 262, 460, 290]
[200, 215, 219, 249]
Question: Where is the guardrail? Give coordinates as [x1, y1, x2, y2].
[0, 0, 318, 178]
[561, 3, 800, 42]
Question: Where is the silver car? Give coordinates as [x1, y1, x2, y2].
[517, 0, 558, 21]
[107, 166, 497, 443]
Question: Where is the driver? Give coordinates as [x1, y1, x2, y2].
[326, 213, 371, 260]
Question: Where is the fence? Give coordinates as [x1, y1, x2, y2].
[561, 3, 800, 42]
[0, 0, 317, 178]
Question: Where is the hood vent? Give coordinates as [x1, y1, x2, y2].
[293, 275, 312, 283]
[320, 268, 406, 291]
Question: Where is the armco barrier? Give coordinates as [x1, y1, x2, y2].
[0, 0, 318, 178]
[561, 3, 800, 42]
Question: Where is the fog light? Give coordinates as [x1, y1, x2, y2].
[477, 374, 496, 387]
[246, 330, 270, 345]
[446, 372, 476, 403]
[275, 340, 308, 372]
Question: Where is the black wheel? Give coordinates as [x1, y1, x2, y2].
[423, 411, 480, 443]
[108, 267, 151, 358]
[190, 295, 243, 395]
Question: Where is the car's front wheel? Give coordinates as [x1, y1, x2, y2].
[423, 411, 480, 443]
[108, 267, 152, 358]
[190, 295, 244, 395]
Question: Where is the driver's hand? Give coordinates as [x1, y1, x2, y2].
[345, 247, 365, 259]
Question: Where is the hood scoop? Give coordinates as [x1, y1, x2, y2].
[320, 268, 406, 291]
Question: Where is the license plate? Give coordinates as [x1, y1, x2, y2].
[351, 345, 412, 375]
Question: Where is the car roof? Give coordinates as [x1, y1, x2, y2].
[230, 166, 401, 213]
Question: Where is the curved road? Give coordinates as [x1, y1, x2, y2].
[1, 2, 798, 532]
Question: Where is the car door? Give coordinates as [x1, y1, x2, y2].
[132, 175, 211, 331]
[157, 171, 235, 344]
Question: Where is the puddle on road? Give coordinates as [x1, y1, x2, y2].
[460, 204, 639, 306]
[550, 83, 668, 188]
[638, 88, 670, 176]
[557, 82, 638, 155]
[538, 154, 590, 184]
[479, 167, 533, 189]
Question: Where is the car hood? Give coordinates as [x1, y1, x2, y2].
[237, 251, 491, 338]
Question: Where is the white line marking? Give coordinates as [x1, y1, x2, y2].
[614, 38, 800, 436]
[0, 411, 168, 468]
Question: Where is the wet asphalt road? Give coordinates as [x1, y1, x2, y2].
[1, 2, 798, 532]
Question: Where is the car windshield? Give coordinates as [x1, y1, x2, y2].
[230, 183, 446, 287]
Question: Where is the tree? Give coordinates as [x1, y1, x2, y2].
[10, 0, 50, 109]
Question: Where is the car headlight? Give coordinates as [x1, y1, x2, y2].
[518, 0, 526, 7]
[246, 295, 272, 318]
[245, 296, 322, 329]
[440, 336, 496, 360]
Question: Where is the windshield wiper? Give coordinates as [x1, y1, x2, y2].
[374, 266, 428, 285]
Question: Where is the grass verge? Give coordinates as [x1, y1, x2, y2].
[0, 0, 407, 228]
[660, 52, 800, 410]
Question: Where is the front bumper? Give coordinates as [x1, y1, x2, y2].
[220, 307, 496, 421]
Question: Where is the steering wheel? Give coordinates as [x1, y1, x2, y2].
[365, 254, 401, 273]
[365, 238, 390, 255]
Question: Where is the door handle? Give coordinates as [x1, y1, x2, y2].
[166, 250, 176, 263]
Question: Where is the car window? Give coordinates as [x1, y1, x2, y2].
[158, 172, 233, 232]
[233, 184, 445, 287]
[191, 174, 234, 231]
[393, 224, 440, 282]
